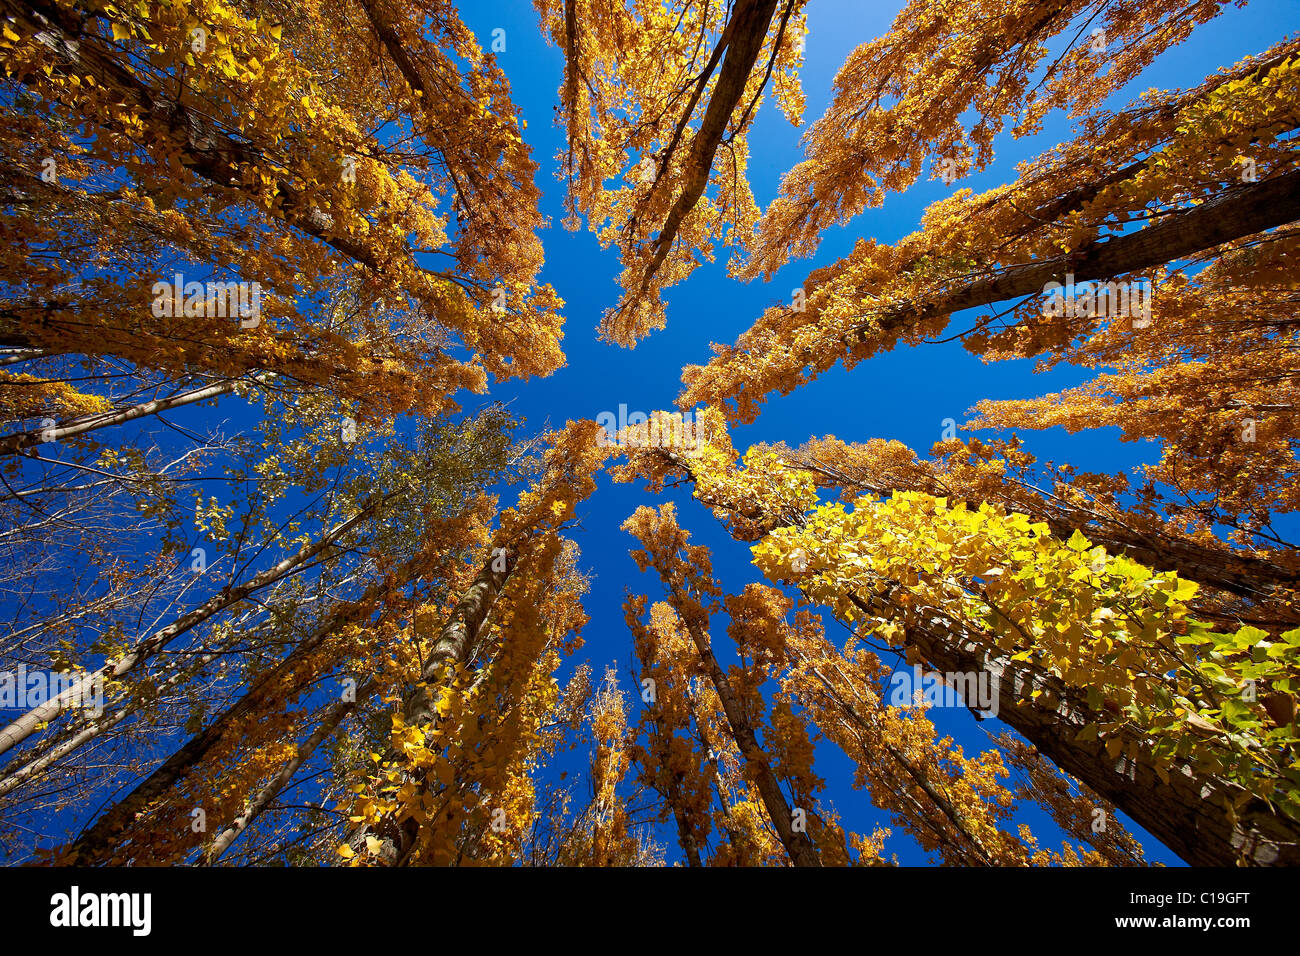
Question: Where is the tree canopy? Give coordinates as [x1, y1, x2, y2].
[0, 0, 1297, 869]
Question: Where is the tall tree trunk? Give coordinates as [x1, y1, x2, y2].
[4, 0, 390, 268]
[202, 686, 367, 864]
[350, 546, 518, 863]
[659, 576, 821, 866]
[636, 0, 781, 293]
[0, 637, 225, 800]
[792, 650, 996, 865]
[641, 713, 704, 867]
[659, 449, 1300, 865]
[693, 716, 745, 854]
[790, 456, 1300, 611]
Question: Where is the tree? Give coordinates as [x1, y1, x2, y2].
[681, 38, 1300, 422]
[535, 0, 806, 345]
[339, 421, 606, 865]
[625, 501, 857, 866]
[2, 0, 565, 419]
[754, 433, 1300, 621]
[612, 409, 1300, 865]
[1, 400, 530, 862]
[739, 0, 1238, 278]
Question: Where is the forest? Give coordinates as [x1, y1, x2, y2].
[0, 0, 1297, 869]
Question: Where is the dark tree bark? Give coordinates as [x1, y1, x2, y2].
[634, 0, 782, 295]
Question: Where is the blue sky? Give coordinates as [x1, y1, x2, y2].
[440, 0, 1299, 864]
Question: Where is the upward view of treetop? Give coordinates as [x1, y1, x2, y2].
[0, 0, 1296, 868]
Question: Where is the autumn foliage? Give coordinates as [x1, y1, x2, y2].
[0, 0, 1297, 868]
